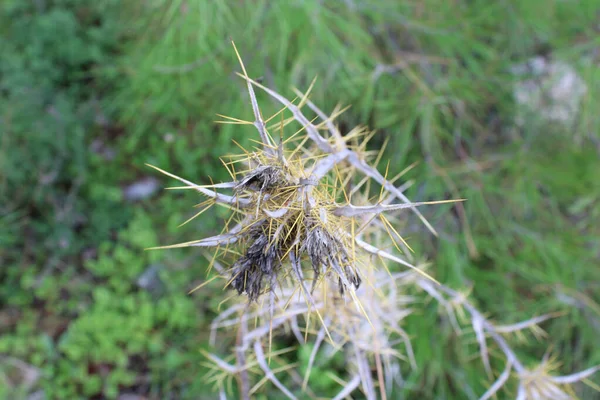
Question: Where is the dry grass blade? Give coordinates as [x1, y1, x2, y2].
[146, 163, 249, 206]
[332, 199, 465, 217]
[550, 365, 600, 384]
[253, 341, 298, 400]
[231, 41, 275, 156]
[479, 360, 512, 400]
[332, 374, 362, 400]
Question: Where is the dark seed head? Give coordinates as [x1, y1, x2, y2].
[230, 222, 283, 301]
[235, 165, 287, 193]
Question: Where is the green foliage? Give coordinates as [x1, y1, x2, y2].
[1, 211, 213, 398]
[0, 0, 126, 266]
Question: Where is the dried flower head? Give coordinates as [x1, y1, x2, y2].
[148, 43, 458, 314]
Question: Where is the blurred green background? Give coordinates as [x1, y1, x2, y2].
[1, 1, 599, 399]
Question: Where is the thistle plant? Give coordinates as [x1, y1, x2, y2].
[149, 43, 599, 399]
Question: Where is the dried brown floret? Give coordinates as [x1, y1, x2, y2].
[234, 164, 288, 193]
[230, 221, 282, 301]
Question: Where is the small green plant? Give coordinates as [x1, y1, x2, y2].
[0, 210, 210, 399]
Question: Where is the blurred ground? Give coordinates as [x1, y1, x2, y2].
[1, 1, 599, 399]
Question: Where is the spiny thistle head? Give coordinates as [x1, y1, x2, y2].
[148, 43, 458, 309]
[146, 42, 459, 399]
[219, 141, 366, 302]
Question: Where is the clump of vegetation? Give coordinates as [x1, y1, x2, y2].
[150, 44, 599, 399]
